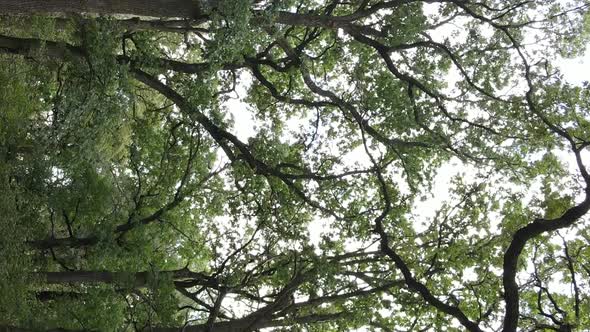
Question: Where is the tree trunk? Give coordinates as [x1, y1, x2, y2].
[145, 312, 345, 332]
[42, 271, 150, 286]
[39, 268, 214, 287]
[0, 0, 352, 34]
[0, 0, 204, 19]
[0, 327, 85, 332]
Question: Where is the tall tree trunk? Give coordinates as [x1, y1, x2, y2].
[39, 268, 214, 288]
[43, 271, 150, 286]
[0, 327, 85, 332]
[0, 0, 205, 19]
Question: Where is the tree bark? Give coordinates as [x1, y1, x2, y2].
[40, 268, 213, 287]
[144, 312, 344, 332]
[0, 0, 204, 19]
[43, 271, 149, 285]
[0, 313, 343, 332]
[0, 327, 84, 332]
[0, 1, 359, 32]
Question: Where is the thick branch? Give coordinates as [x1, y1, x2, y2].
[502, 190, 590, 332]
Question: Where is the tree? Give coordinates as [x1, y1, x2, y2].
[0, 0, 590, 331]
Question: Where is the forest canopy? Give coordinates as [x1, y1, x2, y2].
[1, 0, 590, 331]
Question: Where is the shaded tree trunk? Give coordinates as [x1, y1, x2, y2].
[0, 313, 344, 332]
[39, 268, 214, 288]
[0, 315, 344, 332]
[0, 2, 352, 48]
[0, 327, 85, 332]
[0, 0, 205, 19]
[43, 271, 147, 284]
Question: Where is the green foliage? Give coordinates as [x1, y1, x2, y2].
[0, 57, 45, 326]
[1, 0, 590, 331]
[207, 0, 260, 64]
